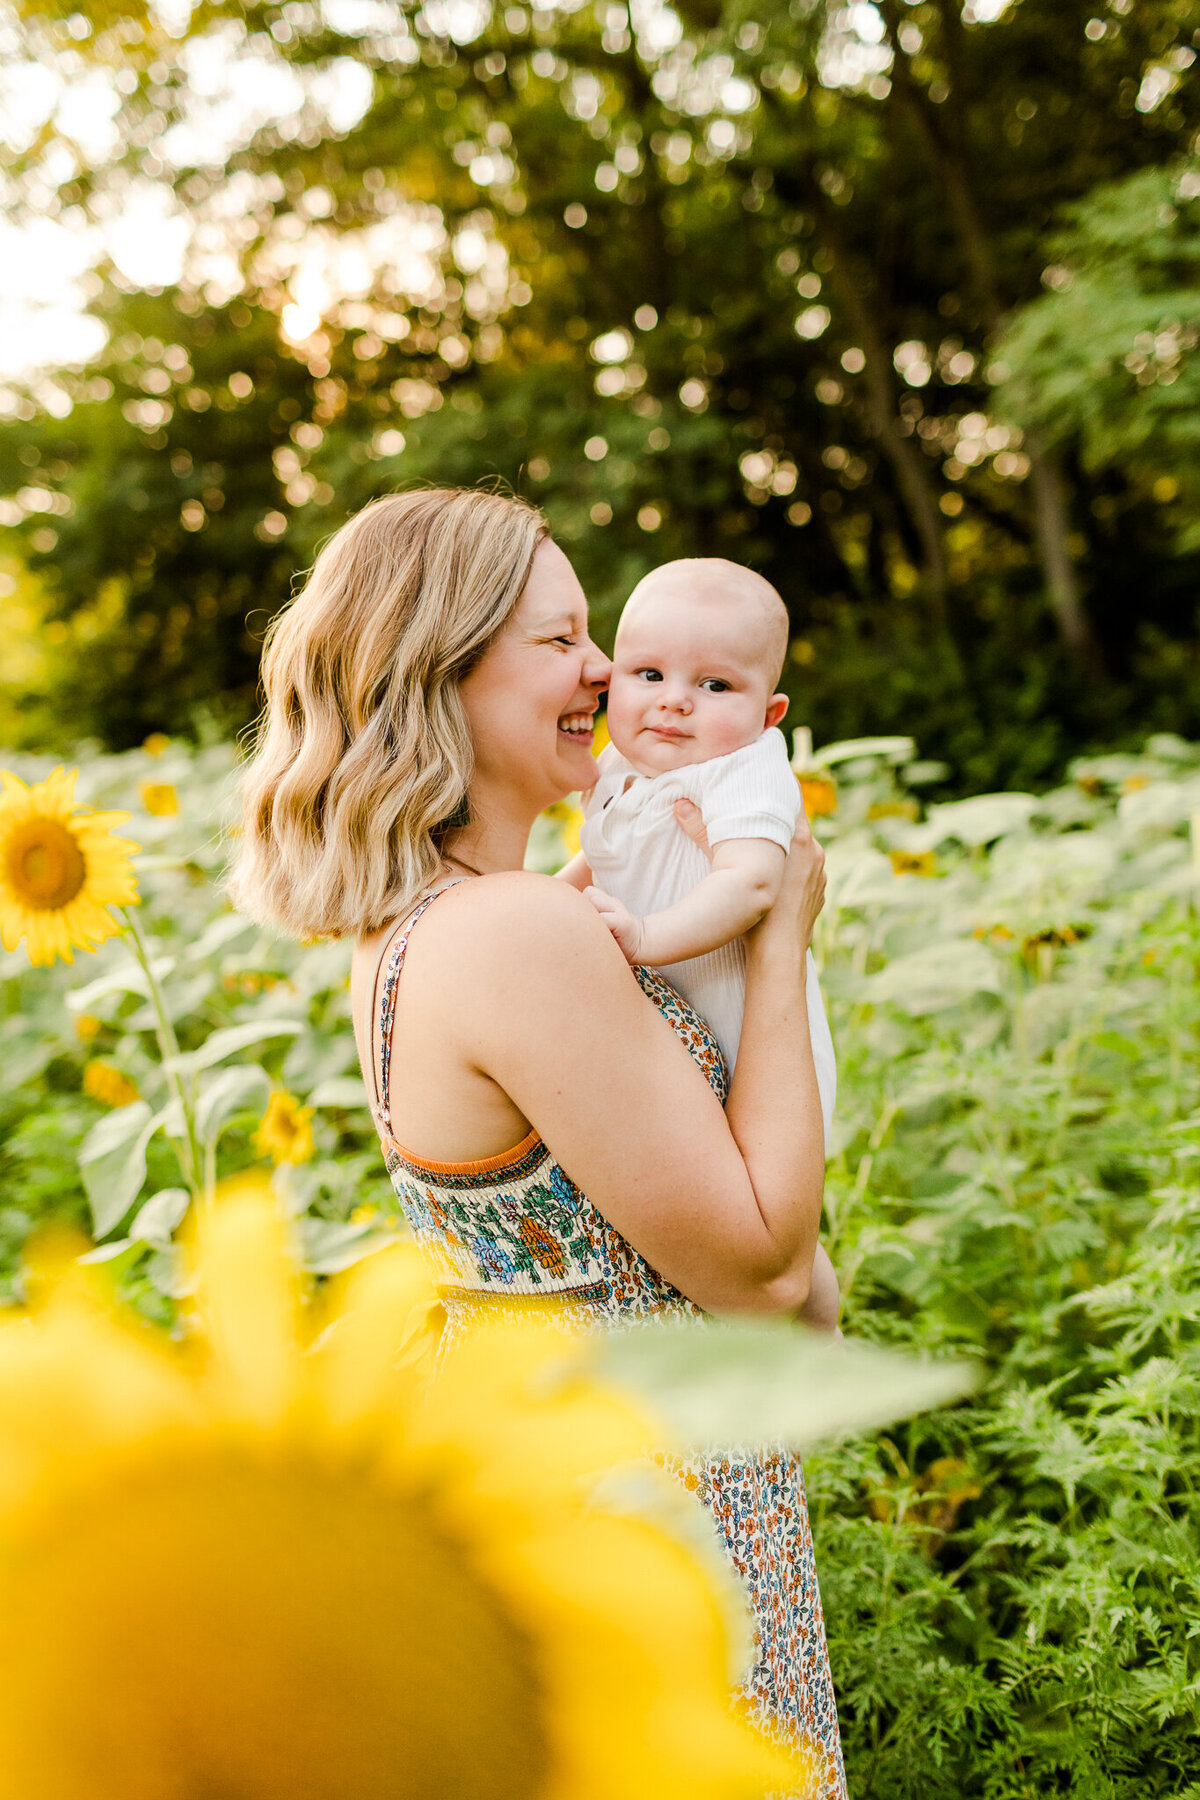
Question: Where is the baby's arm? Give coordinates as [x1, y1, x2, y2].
[556, 851, 594, 891]
[586, 837, 785, 966]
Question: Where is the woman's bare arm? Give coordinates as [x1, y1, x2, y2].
[404, 833, 825, 1315]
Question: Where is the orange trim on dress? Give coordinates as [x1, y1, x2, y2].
[384, 1124, 543, 1176]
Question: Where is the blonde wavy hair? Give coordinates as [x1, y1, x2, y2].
[228, 487, 547, 940]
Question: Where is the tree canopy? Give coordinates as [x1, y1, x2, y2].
[2, 0, 1199, 785]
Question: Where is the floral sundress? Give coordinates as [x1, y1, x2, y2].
[367, 883, 847, 1799]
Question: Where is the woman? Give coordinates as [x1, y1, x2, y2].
[231, 487, 846, 1798]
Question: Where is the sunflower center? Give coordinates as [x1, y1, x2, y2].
[0, 1454, 552, 1800]
[4, 819, 87, 911]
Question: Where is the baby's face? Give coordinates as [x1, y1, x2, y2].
[606, 582, 783, 777]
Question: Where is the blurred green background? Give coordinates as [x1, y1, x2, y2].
[2, 0, 1199, 790]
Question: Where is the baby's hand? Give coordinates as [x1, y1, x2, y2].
[584, 886, 645, 963]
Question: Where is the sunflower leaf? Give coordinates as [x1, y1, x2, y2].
[67, 956, 174, 1012]
[297, 1216, 391, 1275]
[598, 1318, 978, 1453]
[166, 1019, 305, 1077]
[308, 1074, 370, 1110]
[194, 1064, 273, 1148]
[78, 1102, 173, 1239]
[131, 1187, 191, 1250]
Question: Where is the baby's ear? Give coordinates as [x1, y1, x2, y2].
[765, 693, 789, 730]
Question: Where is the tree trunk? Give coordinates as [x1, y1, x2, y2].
[1029, 445, 1103, 675]
[768, 156, 951, 607]
[879, 0, 1106, 674]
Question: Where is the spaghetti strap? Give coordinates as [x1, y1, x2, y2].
[369, 878, 471, 1136]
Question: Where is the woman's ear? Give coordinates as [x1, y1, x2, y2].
[764, 693, 789, 730]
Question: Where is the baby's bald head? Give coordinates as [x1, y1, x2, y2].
[607, 557, 791, 775]
[620, 558, 789, 690]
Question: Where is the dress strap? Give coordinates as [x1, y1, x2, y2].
[369, 878, 471, 1136]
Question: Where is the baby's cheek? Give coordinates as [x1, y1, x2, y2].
[603, 677, 642, 750]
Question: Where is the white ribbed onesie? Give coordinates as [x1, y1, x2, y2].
[580, 727, 836, 1141]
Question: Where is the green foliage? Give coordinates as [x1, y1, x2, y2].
[5, 0, 1200, 776]
[0, 739, 404, 1302]
[804, 732, 1200, 1796]
[4, 729, 1200, 1793]
[998, 157, 1200, 548]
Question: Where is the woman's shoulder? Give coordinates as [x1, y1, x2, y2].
[411, 871, 614, 971]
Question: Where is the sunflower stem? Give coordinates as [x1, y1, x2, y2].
[119, 908, 204, 1205]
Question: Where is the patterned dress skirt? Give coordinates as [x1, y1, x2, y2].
[370, 896, 848, 1798]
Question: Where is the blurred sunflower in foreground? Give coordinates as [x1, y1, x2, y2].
[0, 768, 139, 966]
[0, 1185, 806, 1800]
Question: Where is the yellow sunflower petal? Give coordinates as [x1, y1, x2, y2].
[188, 1184, 301, 1431]
[0, 768, 140, 966]
[0, 1189, 808, 1800]
[309, 1243, 440, 1446]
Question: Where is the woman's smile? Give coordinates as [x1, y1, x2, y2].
[558, 708, 597, 748]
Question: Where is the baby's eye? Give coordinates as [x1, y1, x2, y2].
[700, 679, 731, 693]
[635, 667, 664, 682]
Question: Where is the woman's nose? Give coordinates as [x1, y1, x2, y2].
[583, 642, 611, 689]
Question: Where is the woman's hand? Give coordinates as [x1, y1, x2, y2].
[756, 809, 825, 955]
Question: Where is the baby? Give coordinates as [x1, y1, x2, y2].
[560, 557, 840, 1332]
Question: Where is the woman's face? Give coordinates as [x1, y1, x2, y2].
[458, 538, 611, 813]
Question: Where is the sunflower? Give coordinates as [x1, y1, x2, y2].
[0, 768, 139, 967]
[82, 1062, 139, 1109]
[0, 1187, 805, 1800]
[253, 1088, 316, 1165]
[889, 848, 938, 878]
[797, 774, 838, 820]
[138, 781, 179, 817]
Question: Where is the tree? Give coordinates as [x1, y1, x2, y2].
[4, 0, 1200, 781]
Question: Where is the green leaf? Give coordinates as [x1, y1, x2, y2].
[812, 736, 917, 768]
[298, 1217, 392, 1275]
[131, 1187, 191, 1250]
[78, 1102, 170, 1239]
[78, 1099, 154, 1166]
[308, 1074, 370, 1109]
[166, 1019, 305, 1077]
[863, 941, 1004, 1014]
[68, 955, 174, 1012]
[188, 913, 258, 962]
[598, 1318, 978, 1452]
[926, 793, 1038, 846]
[77, 1237, 138, 1265]
[194, 1063, 272, 1147]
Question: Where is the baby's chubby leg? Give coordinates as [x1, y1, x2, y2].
[796, 1242, 841, 1336]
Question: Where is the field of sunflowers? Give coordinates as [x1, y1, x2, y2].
[1, 728, 1199, 1798]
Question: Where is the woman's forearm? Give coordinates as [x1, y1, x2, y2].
[724, 927, 825, 1289]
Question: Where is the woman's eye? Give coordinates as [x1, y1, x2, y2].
[551, 636, 576, 647]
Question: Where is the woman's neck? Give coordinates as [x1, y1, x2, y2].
[442, 783, 538, 876]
